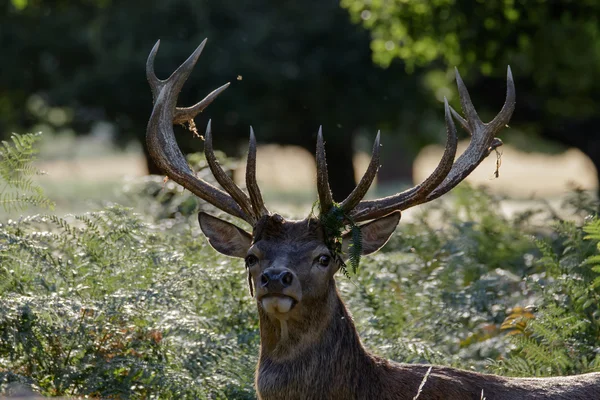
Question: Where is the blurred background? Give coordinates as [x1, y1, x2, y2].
[3, 3, 600, 397]
[1, 0, 599, 217]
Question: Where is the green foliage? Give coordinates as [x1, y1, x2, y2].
[1, 0, 435, 198]
[1, 0, 417, 140]
[10, 0, 27, 10]
[343, 185, 543, 371]
[584, 219, 600, 289]
[318, 202, 363, 275]
[120, 150, 238, 220]
[0, 207, 258, 398]
[492, 217, 600, 376]
[0, 133, 54, 212]
[1, 171, 599, 398]
[342, 0, 600, 115]
[341, 0, 460, 70]
[342, 0, 600, 182]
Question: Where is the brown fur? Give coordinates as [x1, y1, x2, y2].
[256, 287, 600, 400]
[200, 215, 600, 399]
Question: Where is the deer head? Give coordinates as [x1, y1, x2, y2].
[146, 39, 514, 330]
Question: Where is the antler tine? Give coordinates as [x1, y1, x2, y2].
[487, 66, 516, 133]
[246, 127, 269, 218]
[411, 98, 459, 203]
[454, 67, 483, 130]
[448, 67, 513, 135]
[174, 82, 230, 125]
[349, 99, 458, 222]
[146, 41, 254, 224]
[424, 66, 515, 202]
[164, 39, 208, 107]
[348, 68, 514, 222]
[450, 106, 469, 133]
[148, 39, 231, 125]
[316, 126, 334, 214]
[146, 40, 165, 100]
[204, 120, 257, 222]
[339, 131, 381, 213]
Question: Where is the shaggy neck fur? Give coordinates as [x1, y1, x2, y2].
[249, 217, 600, 400]
[255, 280, 384, 400]
[254, 281, 600, 400]
[257, 280, 359, 359]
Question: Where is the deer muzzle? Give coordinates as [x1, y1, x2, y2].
[257, 268, 302, 315]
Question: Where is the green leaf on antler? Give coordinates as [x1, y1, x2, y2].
[349, 224, 362, 274]
[316, 202, 362, 276]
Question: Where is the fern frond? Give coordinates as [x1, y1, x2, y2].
[349, 225, 362, 273]
[0, 133, 54, 213]
[317, 202, 364, 276]
[583, 219, 600, 242]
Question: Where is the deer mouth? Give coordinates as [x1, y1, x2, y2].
[260, 294, 298, 314]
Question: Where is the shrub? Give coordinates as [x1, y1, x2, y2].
[0, 133, 54, 212]
[492, 217, 600, 376]
[0, 207, 258, 398]
[1, 133, 599, 397]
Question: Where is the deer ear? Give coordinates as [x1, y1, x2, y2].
[198, 212, 253, 258]
[342, 211, 400, 256]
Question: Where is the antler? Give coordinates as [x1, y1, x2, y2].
[317, 67, 516, 222]
[147, 40, 514, 225]
[146, 40, 268, 225]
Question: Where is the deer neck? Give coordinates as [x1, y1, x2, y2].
[256, 279, 368, 363]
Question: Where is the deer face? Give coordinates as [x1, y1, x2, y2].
[198, 211, 400, 319]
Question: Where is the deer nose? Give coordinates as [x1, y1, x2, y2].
[260, 268, 294, 290]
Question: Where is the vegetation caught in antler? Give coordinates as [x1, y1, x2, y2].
[318, 202, 363, 275]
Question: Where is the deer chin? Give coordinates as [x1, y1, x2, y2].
[260, 294, 298, 317]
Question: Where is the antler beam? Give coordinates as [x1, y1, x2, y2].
[146, 40, 269, 225]
[318, 66, 515, 223]
[147, 40, 514, 227]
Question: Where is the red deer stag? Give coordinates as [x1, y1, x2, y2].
[145, 40, 600, 400]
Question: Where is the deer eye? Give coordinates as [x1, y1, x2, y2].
[318, 255, 331, 267]
[246, 255, 259, 267]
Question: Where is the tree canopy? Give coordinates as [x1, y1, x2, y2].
[3, 0, 598, 197]
[2, 0, 448, 198]
[342, 0, 600, 188]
